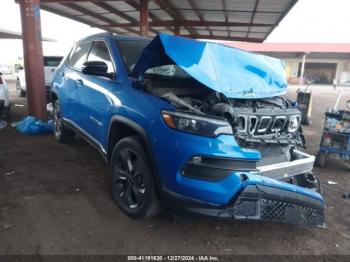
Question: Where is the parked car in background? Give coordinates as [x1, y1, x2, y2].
[51, 33, 325, 227]
[16, 56, 63, 98]
[0, 62, 13, 75]
[0, 72, 10, 118]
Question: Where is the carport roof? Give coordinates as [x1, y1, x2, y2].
[0, 28, 23, 39]
[0, 28, 56, 41]
[40, 0, 298, 42]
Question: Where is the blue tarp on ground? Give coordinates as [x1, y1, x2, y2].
[16, 116, 53, 134]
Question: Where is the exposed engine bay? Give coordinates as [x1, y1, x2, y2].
[138, 75, 306, 168]
[144, 77, 303, 143]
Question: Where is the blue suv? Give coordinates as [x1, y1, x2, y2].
[52, 33, 325, 227]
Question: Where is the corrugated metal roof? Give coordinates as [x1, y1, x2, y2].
[40, 0, 299, 42]
[0, 28, 55, 41]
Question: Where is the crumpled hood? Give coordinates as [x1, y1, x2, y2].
[131, 34, 288, 99]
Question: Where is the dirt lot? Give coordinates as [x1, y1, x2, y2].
[0, 80, 349, 255]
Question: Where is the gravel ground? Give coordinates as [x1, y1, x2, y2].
[0, 81, 349, 255]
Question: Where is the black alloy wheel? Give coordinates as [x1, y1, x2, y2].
[111, 136, 161, 218]
[113, 148, 146, 209]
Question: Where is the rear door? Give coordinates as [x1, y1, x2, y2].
[74, 40, 117, 146]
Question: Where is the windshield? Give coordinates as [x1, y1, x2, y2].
[145, 65, 191, 79]
[117, 40, 150, 74]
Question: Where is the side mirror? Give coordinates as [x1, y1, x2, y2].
[82, 61, 109, 78]
[18, 65, 24, 70]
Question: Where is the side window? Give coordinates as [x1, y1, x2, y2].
[67, 42, 91, 70]
[87, 41, 115, 75]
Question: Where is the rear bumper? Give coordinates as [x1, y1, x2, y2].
[164, 184, 325, 227]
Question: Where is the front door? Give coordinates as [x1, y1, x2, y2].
[74, 40, 118, 148]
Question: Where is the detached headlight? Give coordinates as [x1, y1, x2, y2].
[161, 110, 233, 137]
[288, 115, 301, 133]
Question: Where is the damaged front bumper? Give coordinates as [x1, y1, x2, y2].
[162, 145, 325, 227]
[232, 185, 325, 227]
[257, 150, 314, 180]
[155, 126, 324, 227]
[166, 182, 325, 228]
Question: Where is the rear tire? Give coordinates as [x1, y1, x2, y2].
[16, 80, 26, 97]
[52, 100, 75, 143]
[111, 136, 161, 218]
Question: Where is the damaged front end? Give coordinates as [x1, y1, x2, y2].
[132, 34, 324, 226]
[157, 89, 324, 226]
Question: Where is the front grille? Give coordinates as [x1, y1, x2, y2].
[237, 114, 297, 136]
[233, 198, 324, 226]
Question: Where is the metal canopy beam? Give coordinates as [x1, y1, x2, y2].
[246, 0, 260, 40]
[187, 0, 212, 37]
[126, 0, 173, 34]
[93, 1, 140, 34]
[18, 0, 47, 121]
[62, 2, 140, 34]
[39, 0, 298, 41]
[101, 20, 273, 28]
[140, 0, 149, 36]
[41, 0, 117, 3]
[93, 1, 158, 35]
[153, 0, 197, 35]
[181, 34, 263, 42]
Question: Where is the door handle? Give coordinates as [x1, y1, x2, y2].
[76, 79, 83, 86]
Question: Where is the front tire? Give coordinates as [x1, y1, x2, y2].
[52, 100, 75, 143]
[111, 136, 161, 218]
[16, 80, 26, 97]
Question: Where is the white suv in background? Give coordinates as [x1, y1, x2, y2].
[0, 72, 10, 118]
[0, 62, 13, 75]
[16, 56, 63, 98]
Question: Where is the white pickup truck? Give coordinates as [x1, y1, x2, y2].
[16, 56, 63, 98]
[0, 72, 10, 118]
